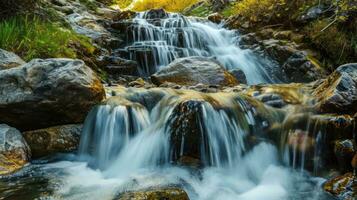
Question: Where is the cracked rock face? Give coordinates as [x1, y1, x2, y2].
[0, 124, 31, 175]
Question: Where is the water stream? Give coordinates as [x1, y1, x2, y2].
[0, 10, 338, 200]
[118, 11, 279, 84]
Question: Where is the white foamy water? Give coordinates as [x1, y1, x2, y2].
[36, 92, 331, 200]
[124, 12, 277, 84]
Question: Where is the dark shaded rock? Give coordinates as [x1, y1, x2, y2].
[229, 69, 247, 84]
[143, 9, 168, 19]
[282, 51, 324, 83]
[116, 187, 189, 200]
[23, 124, 82, 158]
[113, 10, 137, 21]
[208, 13, 223, 24]
[255, 93, 286, 108]
[324, 173, 357, 200]
[238, 33, 259, 48]
[0, 49, 26, 70]
[0, 0, 37, 19]
[334, 139, 356, 173]
[167, 100, 205, 166]
[0, 124, 31, 175]
[208, 0, 229, 12]
[100, 56, 139, 76]
[0, 58, 105, 131]
[314, 63, 357, 114]
[151, 57, 238, 86]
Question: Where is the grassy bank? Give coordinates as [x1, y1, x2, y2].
[0, 16, 96, 61]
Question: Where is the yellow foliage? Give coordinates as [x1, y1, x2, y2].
[129, 0, 198, 12]
[114, 0, 133, 9]
[233, 0, 286, 22]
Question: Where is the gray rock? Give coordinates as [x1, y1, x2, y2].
[151, 57, 238, 86]
[23, 124, 82, 158]
[0, 58, 105, 131]
[298, 6, 324, 23]
[0, 49, 25, 70]
[229, 69, 247, 84]
[0, 124, 31, 175]
[314, 63, 357, 114]
[282, 51, 324, 83]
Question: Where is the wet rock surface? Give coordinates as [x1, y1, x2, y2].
[23, 124, 82, 158]
[0, 124, 31, 175]
[151, 57, 238, 86]
[314, 63, 357, 114]
[238, 31, 325, 83]
[167, 100, 206, 166]
[0, 58, 105, 131]
[116, 187, 190, 200]
[324, 173, 357, 200]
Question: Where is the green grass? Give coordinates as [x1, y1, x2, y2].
[0, 16, 96, 61]
[185, 2, 212, 17]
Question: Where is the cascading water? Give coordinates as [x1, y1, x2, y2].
[18, 88, 329, 200]
[118, 10, 279, 84]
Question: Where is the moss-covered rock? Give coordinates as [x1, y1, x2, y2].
[116, 188, 190, 200]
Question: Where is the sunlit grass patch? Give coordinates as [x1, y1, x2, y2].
[0, 16, 95, 61]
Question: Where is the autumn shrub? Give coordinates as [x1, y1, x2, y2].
[130, 0, 199, 12]
[306, 19, 356, 69]
[114, 0, 133, 9]
[0, 16, 95, 61]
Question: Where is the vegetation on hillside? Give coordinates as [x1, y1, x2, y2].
[0, 16, 95, 61]
[114, 0, 198, 12]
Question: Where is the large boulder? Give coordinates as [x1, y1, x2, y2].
[314, 63, 357, 114]
[116, 188, 190, 200]
[23, 124, 82, 158]
[0, 124, 31, 175]
[0, 58, 105, 131]
[151, 57, 238, 86]
[0, 49, 26, 70]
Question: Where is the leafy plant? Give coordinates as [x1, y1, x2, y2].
[0, 16, 95, 61]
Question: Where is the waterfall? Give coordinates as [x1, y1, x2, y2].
[120, 11, 278, 84]
[78, 90, 266, 174]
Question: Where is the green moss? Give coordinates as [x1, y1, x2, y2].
[305, 19, 356, 69]
[0, 16, 96, 61]
[185, 2, 212, 17]
[220, 2, 237, 17]
[79, 0, 98, 11]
